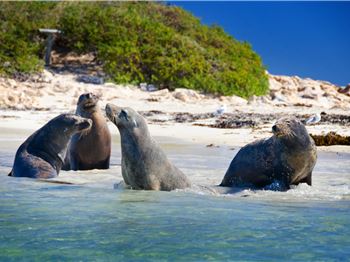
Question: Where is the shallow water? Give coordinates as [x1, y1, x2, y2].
[1, 127, 350, 261]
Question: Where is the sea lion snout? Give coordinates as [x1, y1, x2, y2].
[105, 103, 116, 123]
[78, 92, 99, 109]
[105, 103, 125, 124]
[272, 123, 284, 137]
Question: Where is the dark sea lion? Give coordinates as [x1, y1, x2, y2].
[220, 117, 317, 191]
[105, 103, 191, 191]
[63, 92, 111, 171]
[9, 114, 92, 179]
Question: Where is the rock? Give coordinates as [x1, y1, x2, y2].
[248, 95, 272, 106]
[268, 74, 350, 108]
[151, 89, 169, 96]
[140, 83, 148, 91]
[173, 91, 187, 102]
[146, 84, 157, 92]
[338, 84, 350, 94]
[6, 78, 17, 88]
[173, 88, 201, 102]
[228, 95, 248, 106]
[76, 75, 104, 85]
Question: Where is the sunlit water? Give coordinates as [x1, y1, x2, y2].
[0, 127, 350, 261]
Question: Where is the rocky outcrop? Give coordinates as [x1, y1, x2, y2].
[265, 75, 350, 109]
[0, 70, 348, 111]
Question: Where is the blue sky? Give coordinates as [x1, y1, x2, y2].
[171, 1, 350, 86]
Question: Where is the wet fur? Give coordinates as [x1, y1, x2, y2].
[220, 117, 317, 190]
[9, 114, 91, 178]
[63, 93, 111, 171]
[106, 104, 190, 191]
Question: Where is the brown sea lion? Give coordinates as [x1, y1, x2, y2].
[9, 114, 92, 179]
[105, 103, 191, 191]
[63, 93, 111, 171]
[220, 117, 317, 191]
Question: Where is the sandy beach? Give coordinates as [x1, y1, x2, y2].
[0, 69, 349, 153]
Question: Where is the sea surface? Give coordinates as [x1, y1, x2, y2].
[0, 127, 349, 261]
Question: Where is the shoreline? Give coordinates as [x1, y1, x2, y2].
[0, 69, 349, 153]
[1, 109, 349, 154]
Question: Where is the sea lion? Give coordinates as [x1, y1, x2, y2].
[220, 117, 317, 191]
[63, 92, 111, 171]
[9, 114, 92, 179]
[105, 103, 191, 191]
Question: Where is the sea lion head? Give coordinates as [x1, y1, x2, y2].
[77, 92, 100, 113]
[54, 114, 93, 136]
[31, 114, 92, 168]
[272, 117, 311, 147]
[105, 103, 147, 132]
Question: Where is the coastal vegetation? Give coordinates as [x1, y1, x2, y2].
[0, 2, 268, 97]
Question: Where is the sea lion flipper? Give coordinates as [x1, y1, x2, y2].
[8, 170, 13, 176]
[306, 173, 312, 186]
[70, 156, 79, 171]
[298, 172, 312, 186]
[100, 158, 110, 169]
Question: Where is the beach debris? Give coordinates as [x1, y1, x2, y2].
[206, 143, 220, 148]
[306, 113, 321, 125]
[310, 132, 350, 146]
[147, 97, 160, 102]
[139, 110, 349, 128]
[211, 119, 257, 129]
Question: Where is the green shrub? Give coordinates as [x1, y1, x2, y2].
[0, 2, 268, 97]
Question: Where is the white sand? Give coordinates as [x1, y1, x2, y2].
[0, 69, 349, 153]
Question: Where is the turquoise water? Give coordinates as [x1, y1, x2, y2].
[1, 127, 350, 261]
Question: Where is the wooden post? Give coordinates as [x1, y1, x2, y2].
[45, 33, 54, 66]
[39, 29, 61, 66]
